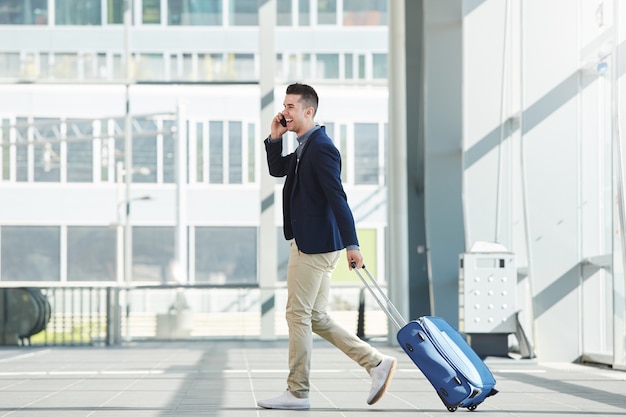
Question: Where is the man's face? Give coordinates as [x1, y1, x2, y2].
[282, 94, 312, 134]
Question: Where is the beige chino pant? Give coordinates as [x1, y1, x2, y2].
[286, 240, 383, 398]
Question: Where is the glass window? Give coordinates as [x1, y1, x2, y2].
[107, 0, 123, 24]
[373, 53, 387, 79]
[34, 118, 61, 183]
[317, 0, 336, 25]
[344, 53, 354, 79]
[96, 53, 108, 80]
[229, 0, 258, 26]
[18, 52, 37, 79]
[195, 121, 204, 182]
[383, 122, 387, 185]
[55, 0, 101, 25]
[302, 53, 312, 79]
[0, 0, 47, 24]
[15, 145, 27, 181]
[298, 0, 309, 26]
[112, 53, 125, 79]
[39, 52, 51, 78]
[316, 54, 339, 79]
[1, 226, 60, 281]
[163, 120, 176, 183]
[132, 226, 174, 282]
[114, 154, 125, 182]
[354, 123, 379, 185]
[209, 121, 223, 183]
[277, 0, 291, 26]
[285, 53, 298, 81]
[358, 54, 366, 79]
[142, 0, 160, 24]
[67, 120, 94, 182]
[343, 0, 387, 26]
[68, 227, 116, 281]
[109, 117, 126, 163]
[168, 53, 178, 80]
[52, 53, 79, 80]
[136, 53, 165, 81]
[324, 123, 334, 142]
[1, 119, 9, 180]
[195, 227, 257, 284]
[229, 121, 242, 184]
[35, 141, 61, 182]
[182, 53, 193, 80]
[247, 123, 255, 183]
[333, 228, 376, 282]
[276, 53, 288, 80]
[132, 118, 157, 183]
[82, 52, 96, 80]
[339, 124, 347, 182]
[99, 131, 113, 182]
[15, 117, 27, 182]
[198, 53, 224, 81]
[169, 0, 222, 25]
[232, 53, 255, 81]
[276, 227, 289, 281]
[0, 52, 21, 77]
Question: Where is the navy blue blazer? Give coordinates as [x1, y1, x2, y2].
[265, 126, 359, 254]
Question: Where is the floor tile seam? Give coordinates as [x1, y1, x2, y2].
[239, 347, 263, 412]
[0, 379, 31, 392]
[310, 380, 349, 414]
[2, 377, 86, 415]
[0, 349, 51, 364]
[519, 390, 616, 413]
[90, 372, 164, 415]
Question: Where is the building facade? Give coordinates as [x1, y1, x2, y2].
[0, 0, 390, 287]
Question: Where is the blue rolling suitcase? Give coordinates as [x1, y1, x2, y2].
[353, 264, 498, 412]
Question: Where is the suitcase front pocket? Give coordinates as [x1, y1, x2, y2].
[398, 325, 472, 409]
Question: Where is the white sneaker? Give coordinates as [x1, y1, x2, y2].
[257, 390, 310, 410]
[367, 355, 397, 405]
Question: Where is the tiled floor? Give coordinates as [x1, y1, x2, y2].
[0, 339, 624, 416]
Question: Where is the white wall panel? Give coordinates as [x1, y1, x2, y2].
[522, 1, 579, 107]
[463, 0, 515, 249]
[461, 0, 624, 362]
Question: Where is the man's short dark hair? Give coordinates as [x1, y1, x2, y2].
[286, 83, 318, 116]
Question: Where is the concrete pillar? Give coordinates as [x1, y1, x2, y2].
[387, 0, 411, 327]
[258, 0, 277, 340]
[390, 1, 465, 324]
[421, 0, 465, 324]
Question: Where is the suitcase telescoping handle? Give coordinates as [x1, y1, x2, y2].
[351, 262, 407, 330]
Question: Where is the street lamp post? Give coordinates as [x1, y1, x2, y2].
[107, 0, 135, 346]
[116, 161, 151, 285]
[115, 161, 151, 343]
[116, 161, 125, 285]
[123, 0, 133, 281]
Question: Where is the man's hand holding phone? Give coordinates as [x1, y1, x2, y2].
[270, 113, 288, 139]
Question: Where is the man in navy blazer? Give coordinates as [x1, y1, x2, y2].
[257, 83, 396, 410]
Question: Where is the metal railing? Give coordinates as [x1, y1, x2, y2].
[0, 284, 389, 346]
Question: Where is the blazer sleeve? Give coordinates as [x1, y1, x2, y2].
[265, 137, 291, 178]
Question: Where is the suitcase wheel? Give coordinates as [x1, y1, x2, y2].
[446, 406, 458, 412]
[468, 405, 478, 411]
